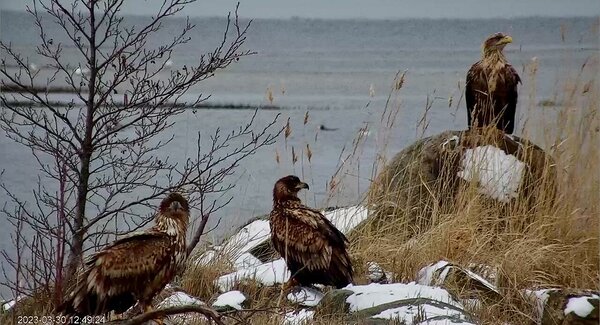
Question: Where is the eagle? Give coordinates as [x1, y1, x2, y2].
[466, 32, 521, 134]
[270, 175, 353, 289]
[56, 193, 190, 318]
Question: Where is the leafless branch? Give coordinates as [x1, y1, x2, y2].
[0, 0, 280, 310]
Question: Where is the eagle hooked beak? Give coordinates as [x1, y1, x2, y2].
[497, 35, 513, 46]
[295, 182, 309, 190]
[170, 201, 182, 211]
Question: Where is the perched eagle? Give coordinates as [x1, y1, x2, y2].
[466, 32, 521, 134]
[56, 193, 190, 317]
[270, 175, 353, 289]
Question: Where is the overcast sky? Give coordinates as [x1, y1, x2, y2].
[1, 0, 599, 19]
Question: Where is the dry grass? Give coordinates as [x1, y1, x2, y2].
[175, 52, 598, 324]
[349, 52, 599, 324]
[157, 45, 599, 324]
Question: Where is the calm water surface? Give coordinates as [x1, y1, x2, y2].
[0, 11, 598, 298]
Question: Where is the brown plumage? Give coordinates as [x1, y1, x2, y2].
[270, 175, 353, 288]
[56, 193, 190, 317]
[466, 32, 521, 134]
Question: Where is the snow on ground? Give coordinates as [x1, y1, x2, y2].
[197, 219, 271, 265]
[224, 219, 271, 257]
[457, 145, 525, 203]
[287, 287, 324, 307]
[372, 304, 472, 324]
[413, 319, 476, 325]
[233, 252, 264, 269]
[283, 309, 315, 325]
[564, 294, 599, 317]
[158, 291, 205, 308]
[345, 283, 461, 312]
[217, 258, 290, 292]
[323, 206, 369, 234]
[197, 206, 368, 269]
[2, 298, 18, 311]
[213, 290, 247, 310]
[158, 291, 206, 323]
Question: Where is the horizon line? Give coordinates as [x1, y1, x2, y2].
[0, 9, 597, 22]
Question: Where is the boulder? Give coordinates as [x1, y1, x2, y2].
[314, 283, 476, 324]
[366, 129, 556, 237]
[530, 289, 599, 325]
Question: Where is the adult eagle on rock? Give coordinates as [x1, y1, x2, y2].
[466, 32, 521, 134]
[56, 193, 190, 317]
[270, 175, 353, 289]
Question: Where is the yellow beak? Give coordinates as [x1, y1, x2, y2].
[498, 35, 513, 45]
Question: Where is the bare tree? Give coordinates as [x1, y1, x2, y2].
[0, 0, 281, 307]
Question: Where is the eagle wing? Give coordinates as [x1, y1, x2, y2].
[59, 232, 176, 315]
[465, 61, 483, 128]
[89, 232, 174, 291]
[270, 204, 352, 286]
[501, 63, 521, 133]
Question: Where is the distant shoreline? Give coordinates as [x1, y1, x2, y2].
[0, 9, 598, 22]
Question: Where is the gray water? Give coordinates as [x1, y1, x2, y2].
[0, 11, 598, 299]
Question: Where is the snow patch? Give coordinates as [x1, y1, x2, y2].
[323, 206, 369, 234]
[283, 309, 314, 325]
[564, 295, 599, 317]
[415, 320, 475, 325]
[457, 145, 525, 202]
[212, 291, 246, 310]
[159, 291, 204, 308]
[196, 206, 368, 271]
[2, 299, 17, 311]
[345, 283, 460, 312]
[227, 219, 271, 255]
[233, 252, 263, 269]
[372, 303, 467, 324]
[217, 258, 290, 292]
[287, 287, 324, 307]
[194, 249, 218, 266]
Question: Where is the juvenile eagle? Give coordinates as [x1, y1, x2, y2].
[270, 175, 353, 288]
[466, 32, 521, 134]
[56, 193, 190, 317]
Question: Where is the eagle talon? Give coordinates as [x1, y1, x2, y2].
[282, 278, 300, 292]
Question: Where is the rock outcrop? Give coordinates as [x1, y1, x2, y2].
[529, 289, 599, 325]
[315, 282, 475, 324]
[366, 129, 556, 236]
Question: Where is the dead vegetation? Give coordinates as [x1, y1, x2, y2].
[178, 47, 597, 324]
